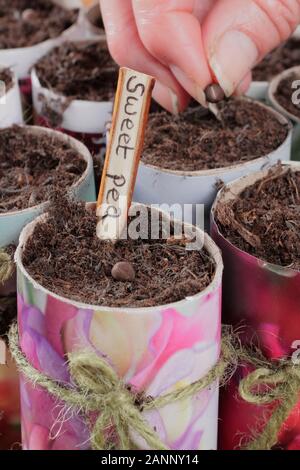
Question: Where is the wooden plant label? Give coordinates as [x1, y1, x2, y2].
[96, 68, 155, 240]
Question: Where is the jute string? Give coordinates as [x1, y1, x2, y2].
[7, 322, 300, 450]
[0, 249, 14, 286]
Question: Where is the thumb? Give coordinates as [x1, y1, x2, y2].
[202, 0, 300, 96]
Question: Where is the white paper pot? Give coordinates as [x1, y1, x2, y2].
[268, 65, 300, 160]
[0, 126, 96, 248]
[0, 4, 81, 81]
[31, 67, 113, 136]
[134, 100, 292, 225]
[247, 26, 300, 101]
[84, 3, 105, 38]
[0, 66, 23, 127]
[16, 203, 223, 450]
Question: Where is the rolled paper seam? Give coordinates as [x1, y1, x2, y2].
[210, 161, 300, 450]
[0, 126, 96, 248]
[16, 204, 223, 450]
[134, 99, 292, 226]
[0, 66, 23, 127]
[247, 26, 300, 101]
[31, 67, 113, 153]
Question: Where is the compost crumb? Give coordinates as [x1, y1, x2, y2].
[35, 41, 118, 101]
[0, 68, 13, 93]
[0, 0, 78, 49]
[0, 126, 87, 213]
[142, 99, 288, 171]
[22, 196, 216, 308]
[253, 37, 300, 81]
[215, 164, 300, 270]
[275, 72, 300, 119]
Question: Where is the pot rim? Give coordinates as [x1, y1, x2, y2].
[0, 125, 94, 218]
[16, 203, 224, 314]
[141, 97, 292, 177]
[211, 160, 300, 275]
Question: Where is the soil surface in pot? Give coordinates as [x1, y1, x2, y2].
[0, 0, 77, 49]
[0, 68, 13, 93]
[35, 41, 118, 101]
[274, 72, 300, 119]
[142, 100, 288, 172]
[253, 38, 300, 81]
[215, 164, 300, 270]
[22, 197, 216, 308]
[0, 126, 86, 213]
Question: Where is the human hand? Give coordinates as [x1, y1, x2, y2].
[100, 0, 300, 113]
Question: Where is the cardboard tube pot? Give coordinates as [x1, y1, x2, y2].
[31, 66, 114, 177]
[211, 161, 300, 450]
[0, 126, 95, 248]
[134, 100, 292, 227]
[268, 66, 300, 161]
[247, 26, 300, 101]
[16, 204, 223, 450]
[0, 66, 23, 127]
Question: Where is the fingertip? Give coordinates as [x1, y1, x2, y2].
[234, 72, 253, 96]
[152, 81, 190, 114]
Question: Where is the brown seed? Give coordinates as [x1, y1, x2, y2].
[204, 84, 225, 104]
[111, 261, 135, 282]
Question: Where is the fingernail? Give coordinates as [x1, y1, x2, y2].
[170, 65, 208, 108]
[153, 81, 180, 114]
[209, 30, 258, 97]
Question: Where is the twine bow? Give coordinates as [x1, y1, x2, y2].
[9, 323, 234, 451]
[0, 249, 14, 285]
[7, 323, 300, 451]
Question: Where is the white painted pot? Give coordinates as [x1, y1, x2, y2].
[0, 66, 23, 127]
[134, 100, 292, 226]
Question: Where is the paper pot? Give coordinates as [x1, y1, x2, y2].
[84, 3, 105, 38]
[0, 125, 96, 248]
[268, 66, 300, 161]
[247, 26, 300, 101]
[31, 67, 113, 164]
[134, 100, 292, 226]
[0, 66, 23, 127]
[16, 204, 223, 450]
[210, 161, 300, 450]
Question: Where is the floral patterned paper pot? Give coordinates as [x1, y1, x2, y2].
[134, 99, 292, 227]
[16, 204, 223, 450]
[268, 66, 300, 160]
[0, 66, 23, 127]
[0, 126, 95, 248]
[210, 161, 300, 450]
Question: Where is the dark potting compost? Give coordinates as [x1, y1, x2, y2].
[0, 0, 77, 49]
[0, 126, 86, 213]
[215, 165, 300, 270]
[253, 37, 300, 81]
[142, 100, 288, 172]
[35, 41, 118, 102]
[274, 72, 300, 119]
[22, 197, 216, 308]
[0, 68, 13, 93]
